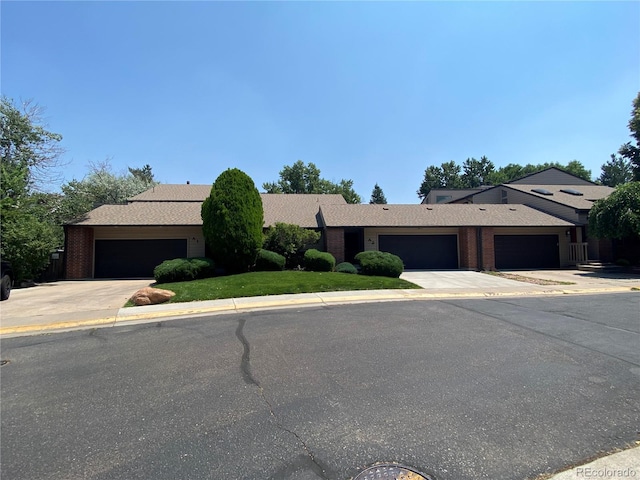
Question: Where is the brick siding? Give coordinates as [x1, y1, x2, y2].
[481, 227, 496, 270]
[65, 226, 94, 279]
[458, 227, 478, 270]
[325, 227, 345, 264]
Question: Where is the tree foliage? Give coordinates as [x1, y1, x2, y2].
[589, 182, 640, 239]
[369, 183, 388, 204]
[0, 97, 65, 191]
[59, 160, 158, 224]
[201, 168, 264, 273]
[617, 92, 640, 181]
[0, 98, 63, 281]
[262, 222, 321, 269]
[263, 160, 362, 204]
[598, 154, 633, 187]
[417, 158, 592, 199]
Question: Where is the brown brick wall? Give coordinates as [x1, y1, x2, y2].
[481, 227, 495, 270]
[458, 227, 478, 270]
[65, 226, 94, 279]
[325, 227, 345, 264]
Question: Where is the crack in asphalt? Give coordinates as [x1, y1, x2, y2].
[235, 318, 329, 479]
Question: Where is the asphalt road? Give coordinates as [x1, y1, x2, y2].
[1, 293, 639, 480]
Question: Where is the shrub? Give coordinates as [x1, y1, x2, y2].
[201, 168, 264, 273]
[263, 223, 321, 269]
[336, 262, 357, 274]
[154, 257, 215, 284]
[354, 251, 404, 278]
[304, 249, 335, 272]
[255, 249, 286, 271]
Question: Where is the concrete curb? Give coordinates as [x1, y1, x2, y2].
[1, 286, 636, 337]
[545, 445, 640, 480]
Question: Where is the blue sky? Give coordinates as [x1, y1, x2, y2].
[2, 1, 639, 203]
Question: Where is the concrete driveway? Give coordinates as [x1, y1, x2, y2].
[0, 279, 153, 330]
[400, 270, 528, 289]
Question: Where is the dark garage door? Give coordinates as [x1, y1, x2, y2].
[494, 235, 559, 269]
[94, 239, 188, 278]
[378, 235, 458, 269]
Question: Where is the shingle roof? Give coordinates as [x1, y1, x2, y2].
[129, 184, 212, 202]
[69, 202, 203, 226]
[70, 191, 347, 228]
[320, 204, 575, 227]
[505, 184, 613, 210]
[262, 194, 346, 228]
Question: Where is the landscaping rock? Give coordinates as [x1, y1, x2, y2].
[130, 287, 175, 306]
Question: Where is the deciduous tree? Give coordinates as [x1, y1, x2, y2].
[618, 92, 640, 180]
[589, 182, 640, 239]
[264, 160, 362, 203]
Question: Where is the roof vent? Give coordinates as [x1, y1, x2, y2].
[426, 207, 433, 210]
[532, 188, 553, 196]
[383, 207, 389, 210]
[479, 207, 486, 211]
[560, 188, 583, 196]
[509, 207, 517, 211]
[186, 181, 190, 185]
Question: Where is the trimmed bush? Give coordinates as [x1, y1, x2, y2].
[263, 223, 321, 269]
[354, 251, 404, 278]
[255, 249, 286, 271]
[336, 262, 357, 274]
[304, 249, 336, 272]
[201, 168, 264, 273]
[154, 257, 215, 284]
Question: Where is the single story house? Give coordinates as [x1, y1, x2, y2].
[65, 167, 607, 278]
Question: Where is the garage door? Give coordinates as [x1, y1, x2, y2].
[494, 235, 559, 269]
[378, 235, 458, 269]
[94, 239, 188, 278]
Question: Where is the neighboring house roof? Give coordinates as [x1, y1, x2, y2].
[70, 190, 347, 228]
[504, 184, 613, 210]
[129, 184, 212, 202]
[506, 167, 596, 185]
[320, 204, 575, 228]
[421, 187, 489, 204]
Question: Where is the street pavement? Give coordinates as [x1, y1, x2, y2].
[0, 270, 638, 337]
[1, 270, 639, 479]
[1, 294, 638, 480]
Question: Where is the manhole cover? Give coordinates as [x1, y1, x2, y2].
[354, 464, 432, 480]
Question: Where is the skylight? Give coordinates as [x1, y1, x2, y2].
[531, 188, 553, 196]
[560, 188, 583, 196]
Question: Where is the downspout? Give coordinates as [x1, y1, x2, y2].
[476, 227, 483, 271]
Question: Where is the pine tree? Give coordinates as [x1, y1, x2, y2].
[369, 183, 388, 204]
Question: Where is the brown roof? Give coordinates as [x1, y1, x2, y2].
[69, 202, 203, 226]
[71, 191, 347, 228]
[505, 184, 613, 210]
[261, 194, 346, 228]
[320, 204, 575, 227]
[129, 184, 212, 202]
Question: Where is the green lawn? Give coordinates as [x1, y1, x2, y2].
[151, 271, 421, 304]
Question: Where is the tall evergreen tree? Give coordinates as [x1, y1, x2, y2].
[369, 183, 388, 204]
[202, 168, 263, 273]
